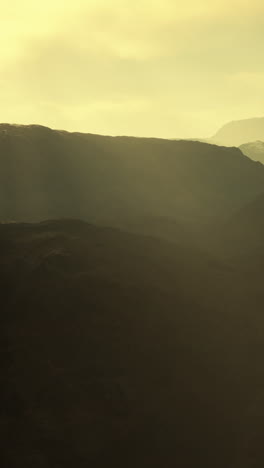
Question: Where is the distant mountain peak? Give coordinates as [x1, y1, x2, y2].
[211, 117, 264, 146]
[240, 140, 264, 164]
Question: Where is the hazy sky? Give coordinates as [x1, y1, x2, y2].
[1, 0, 264, 138]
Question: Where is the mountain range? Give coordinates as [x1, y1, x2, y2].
[1, 123, 264, 238]
[240, 141, 264, 164]
[211, 117, 264, 147]
[2, 122, 264, 467]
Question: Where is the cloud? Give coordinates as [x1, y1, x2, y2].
[0, 0, 264, 137]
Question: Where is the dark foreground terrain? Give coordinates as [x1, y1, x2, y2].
[1, 219, 264, 468]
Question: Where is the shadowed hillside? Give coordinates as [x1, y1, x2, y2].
[219, 191, 264, 271]
[2, 124, 264, 468]
[1, 219, 264, 468]
[1, 124, 264, 238]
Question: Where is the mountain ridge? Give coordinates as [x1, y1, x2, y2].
[0, 123, 264, 242]
[240, 141, 264, 164]
[211, 116, 264, 146]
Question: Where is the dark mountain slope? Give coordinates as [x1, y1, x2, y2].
[240, 141, 264, 164]
[211, 117, 264, 146]
[2, 220, 264, 468]
[1, 124, 264, 234]
[219, 191, 264, 269]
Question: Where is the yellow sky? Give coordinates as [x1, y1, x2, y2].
[1, 0, 264, 138]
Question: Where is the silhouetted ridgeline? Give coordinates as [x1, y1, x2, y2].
[1, 124, 264, 235]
